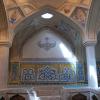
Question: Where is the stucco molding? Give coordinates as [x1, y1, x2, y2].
[0, 41, 12, 47]
[83, 40, 97, 47]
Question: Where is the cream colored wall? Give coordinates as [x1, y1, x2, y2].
[22, 29, 73, 59]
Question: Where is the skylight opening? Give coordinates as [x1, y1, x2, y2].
[41, 13, 53, 19]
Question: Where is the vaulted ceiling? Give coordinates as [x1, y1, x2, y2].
[2, 0, 93, 59]
[4, 0, 91, 29]
[2, 0, 92, 44]
[2, 0, 100, 50]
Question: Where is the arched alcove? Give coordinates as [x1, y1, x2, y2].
[8, 7, 86, 85]
[22, 28, 74, 59]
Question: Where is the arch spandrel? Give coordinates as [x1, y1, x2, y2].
[13, 7, 84, 49]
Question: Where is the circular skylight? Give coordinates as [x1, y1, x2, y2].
[41, 13, 53, 19]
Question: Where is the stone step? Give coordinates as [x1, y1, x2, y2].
[39, 96, 61, 100]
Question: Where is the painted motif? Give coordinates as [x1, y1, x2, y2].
[71, 7, 88, 27]
[9, 10, 18, 24]
[38, 37, 56, 51]
[9, 9, 23, 25]
[64, 4, 73, 15]
[9, 63, 20, 84]
[76, 63, 85, 82]
[59, 3, 74, 16]
[37, 65, 58, 81]
[60, 68, 75, 82]
[23, 6, 33, 15]
[96, 62, 100, 86]
[60, 64, 76, 82]
[96, 63, 100, 79]
[21, 68, 35, 81]
[97, 66, 100, 77]
[56, 20, 77, 36]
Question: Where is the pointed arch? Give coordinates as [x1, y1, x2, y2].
[9, 6, 84, 60]
[14, 6, 84, 41]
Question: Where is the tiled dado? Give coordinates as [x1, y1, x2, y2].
[8, 62, 85, 85]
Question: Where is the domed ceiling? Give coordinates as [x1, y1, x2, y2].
[4, 0, 92, 30]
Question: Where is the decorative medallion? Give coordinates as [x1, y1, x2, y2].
[71, 7, 88, 27]
[21, 68, 35, 81]
[38, 37, 56, 51]
[60, 67, 76, 82]
[37, 65, 58, 81]
[76, 63, 85, 82]
[9, 10, 17, 24]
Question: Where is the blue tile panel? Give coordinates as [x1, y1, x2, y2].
[9, 62, 85, 84]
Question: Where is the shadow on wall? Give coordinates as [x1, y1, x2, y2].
[72, 93, 87, 100]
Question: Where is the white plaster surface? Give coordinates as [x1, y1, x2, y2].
[22, 29, 73, 59]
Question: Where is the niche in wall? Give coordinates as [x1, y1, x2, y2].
[9, 28, 86, 85]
